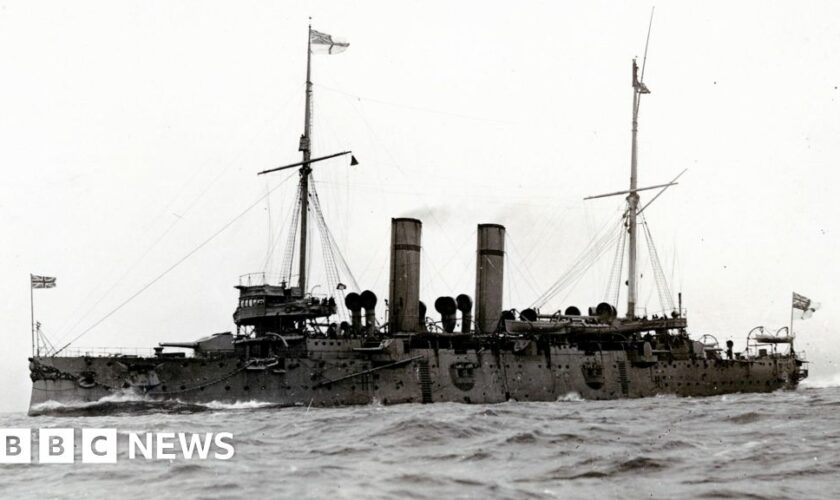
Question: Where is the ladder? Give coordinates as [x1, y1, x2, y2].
[418, 359, 433, 403]
[618, 360, 630, 396]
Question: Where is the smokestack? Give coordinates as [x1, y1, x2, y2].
[389, 218, 422, 333]
[475, 223, 505, 334]
[434, 296, 457, 333]
[360, 290, 378, 334]
[344, 292, 362, 335]
[419, 301, 428, 332]
[456, 294, 473, 333]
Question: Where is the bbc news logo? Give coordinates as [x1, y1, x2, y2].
[0, 429, 235, 463]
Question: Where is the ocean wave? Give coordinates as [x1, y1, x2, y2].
[558, 392, 585, 402]
[536, 456, 669, 481]
[9, 386, 840, 499]
[30, 398, 214, 417]
[725, 411, 765, 424]
[29, 392, 281, 416]
[202, 400, 279, 410]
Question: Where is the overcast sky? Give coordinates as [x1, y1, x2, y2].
[1, 1, 838, 412]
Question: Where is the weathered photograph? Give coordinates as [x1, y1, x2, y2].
[1, 1, 837, 498]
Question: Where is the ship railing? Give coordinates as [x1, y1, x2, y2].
[238, 272, 287, 287]
[43, 347, 157, 358]
[643, 307, 688, 320]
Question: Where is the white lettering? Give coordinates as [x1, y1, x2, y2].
[128, 432, 153, 459]
[178, 433, 213, 460]
[156, 432, 176, 460]
[213, 432, 235, 460]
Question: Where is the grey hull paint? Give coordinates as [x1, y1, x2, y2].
[29, 338, 799, 412]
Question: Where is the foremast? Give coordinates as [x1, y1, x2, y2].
[242, 23, 356, 333]
[298, 23, 314, 293]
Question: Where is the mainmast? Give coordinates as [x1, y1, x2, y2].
[298, 23, 314, 292]
[546, 11, 683, 318]
[626, 8, 654, 319]
[626, 59, 648, 319]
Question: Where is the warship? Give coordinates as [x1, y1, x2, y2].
[28, 25, 809, 414]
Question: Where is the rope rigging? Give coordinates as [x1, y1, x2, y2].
[54, 171, 298, 355]
[531, 216, 624, 309]
[505, 232, 543, 304]
[279, 185, 303, 285]
[261, 177, 296, 275]
[640, 215, 676, 313]
[604, 218, 628, 307]
[309, 178, 360, 321]
[531, 208, 677, 318]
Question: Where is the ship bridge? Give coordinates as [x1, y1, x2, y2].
[233, 273, 335, 333]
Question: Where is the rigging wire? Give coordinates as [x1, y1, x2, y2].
[52, 87, 305, 347]
[315, 83, 517, 125]
[280, 183, 303, 285]
[262, 178, 274, 271]
[505, 232, 543, 302]
[419, 248, 454, 300]
[423, 228, 475, 296]
[309, 179, 360, 320]
[604, 219, 628, 307]
[641, 215, 676, 314]
[261, 180, 296, 275]
[50, 216, 182, 349]
[54, 171, 298, 354]
[531, 217, 623, 309]
[338, 93, 465, 279]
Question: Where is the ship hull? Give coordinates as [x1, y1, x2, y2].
[28, 338, 802, 414]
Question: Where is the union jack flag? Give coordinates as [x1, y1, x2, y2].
[30, 274, 56, 289]
[792, 292, 819, 319]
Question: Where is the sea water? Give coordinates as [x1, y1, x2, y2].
[3, 383, 840, 499]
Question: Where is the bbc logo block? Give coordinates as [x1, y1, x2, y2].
[0, 429, 31, 464]
[1, 429, 117, 464]
[0, 429, 234, 463]
[39, 429, 74, 464]
[81, 429, 117, 463]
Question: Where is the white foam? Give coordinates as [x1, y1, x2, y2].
[558, 392, 584, 402]
[30, 390, 151, 411]
[202, 400, 275, 410]
[97, 390, 153, 403]
[31, 391, 278, 413]
[30, 400, 69, 411]
[654, 393, 678, 399]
